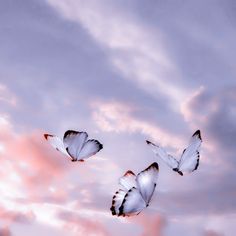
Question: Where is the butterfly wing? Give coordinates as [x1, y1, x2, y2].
[118, 187, 146, 217]
[63, 130, 88, 161]
[136, 162, 159, 205]
[44, 134, 69, 157]
[110, 189, 127, 216]
[119, 170, 137, 191]
[178, 130, 202, 173]
[78, 139, 103, 160]
[110, 170, 139, 216]
[146, 140, 179, 169]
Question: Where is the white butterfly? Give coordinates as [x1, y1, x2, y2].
[146, 130, 202, 176]
[44, 130, 103, 162]
[110, 162, 159, 217]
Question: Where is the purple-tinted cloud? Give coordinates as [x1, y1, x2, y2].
[0, 0, 235, 235]
[203, 229, 224, 236]
[0, 227, 11, 236]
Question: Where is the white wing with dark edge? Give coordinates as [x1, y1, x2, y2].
[119, 170, 137, 191]
[178, 130, 202, 173]
[118, 187, 146, 217]
[146, 140, 179, 169]
[63, 130, 88, 161]
[44, 134, 69, 157]
[78, 139, 103, 160]
[110, 189, 127, 216]
[136, 162, 159, 205]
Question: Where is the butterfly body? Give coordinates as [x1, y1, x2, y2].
[172, 168, 183, 176]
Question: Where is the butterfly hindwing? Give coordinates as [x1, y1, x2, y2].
[119, 187, 146, 217]
[78, 139, 103, 160]
[110, 189, 127, 216]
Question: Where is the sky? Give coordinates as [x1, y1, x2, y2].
[0, 0, 235, 235]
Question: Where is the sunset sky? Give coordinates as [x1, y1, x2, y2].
[0, 0, 236, 235]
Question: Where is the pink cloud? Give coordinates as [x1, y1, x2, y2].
[128, 213, 166, 236]
[13, 133, 67, 187]
[0, 206, 35, 224]
[58, 210, 110, 236]
[204, 229, 224, 236]
[0, 122, 71, 203]
[0, 227, 11, 236]
[0, 121, 113, 234]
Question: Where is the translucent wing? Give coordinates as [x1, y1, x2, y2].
[118, 187, 146, 217]
[78, 139, 103, 160]
[136, 162, 159, 205]
[44, 134, 69, 157]
[63, 130, 88, 161]
[119, 170, 137, 191]
[178, 130, 202, 173]
[146, 140, 179, 169]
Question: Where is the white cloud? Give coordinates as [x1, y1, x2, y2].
[91, 100, 183, 147]
[0, 83, 17, 106]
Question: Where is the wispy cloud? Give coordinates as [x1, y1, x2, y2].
[92, 100, 182, 147]
[46, 0, 189, 107]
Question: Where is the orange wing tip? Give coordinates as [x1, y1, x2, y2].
[44, 133, 53, 140]
[124, 170, 135, 176]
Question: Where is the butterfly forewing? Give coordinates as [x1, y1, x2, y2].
[136, 162, 159, 204]
[44, 134, 69, 157]
[146, 140, 179, 169]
